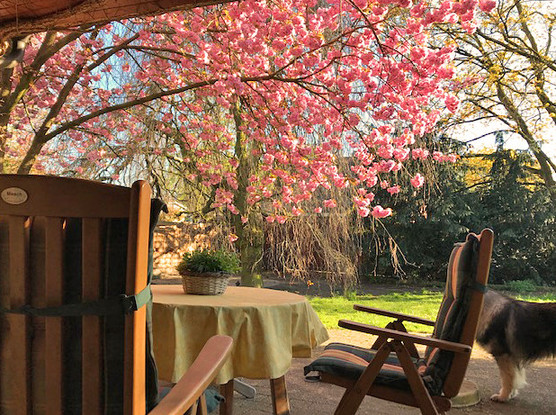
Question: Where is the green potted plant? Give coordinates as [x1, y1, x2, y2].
[177, 249, 240, 295]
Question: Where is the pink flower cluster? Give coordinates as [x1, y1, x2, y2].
[7, 0, 480, 226]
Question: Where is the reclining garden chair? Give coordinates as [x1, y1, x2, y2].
[305, 229, 494, 415]
[0, 175, 232, 415]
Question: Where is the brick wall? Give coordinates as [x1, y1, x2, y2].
[153, 221, 218, 278]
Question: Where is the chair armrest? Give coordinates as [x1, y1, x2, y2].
[148, 335, 233, 415]
[338, 320, 471, 354]
[353, 304, 436, 327]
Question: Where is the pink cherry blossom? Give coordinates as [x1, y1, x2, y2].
[324, 199, 337, 209]
[411, 173, 425, 188]
[479, 0, 496, 13]
[291, 207, 302, 216]
[227, 204, 239, 215]
[357, 207, 371, 217]
[371, 206, 393, 218]
[412, 148, 429, 160]
[4, 0, 483, 232]
[276, 215, 287, 224]
[354, 197, 371, 208]
[387, 185, 401, 195]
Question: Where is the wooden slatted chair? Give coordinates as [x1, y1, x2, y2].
[0, 175, 232, 415]
[304, 229, 494, 415]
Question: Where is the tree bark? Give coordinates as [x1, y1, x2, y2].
[231, 99, 263, 287]
[494, 80, 556, 200]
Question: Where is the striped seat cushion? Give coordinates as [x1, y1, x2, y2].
[304, 234, 482, 397]
[304, 343, 430, 392]
[422, 234, 480, 395]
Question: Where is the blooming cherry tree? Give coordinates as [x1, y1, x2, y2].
[0, 0, 486, 283]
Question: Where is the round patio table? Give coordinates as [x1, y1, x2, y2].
[151, 284, 329, 415]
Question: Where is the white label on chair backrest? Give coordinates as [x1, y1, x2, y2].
[1, 187, 28, 205]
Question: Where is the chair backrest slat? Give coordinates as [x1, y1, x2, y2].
[8, 216, 31, 415]
[0, 175, 152, 415]
[45, 217, 64, 415]
[82, 218, 104, 413]
[0, 176, 130, 218]
[124, 191, 150, 415]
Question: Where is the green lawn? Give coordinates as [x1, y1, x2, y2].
[308, 291, 443, 334]
[515, 293, 556, 302]
[309, 290, 556, 333]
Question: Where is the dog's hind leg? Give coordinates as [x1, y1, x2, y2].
[491, 355, 526, 402]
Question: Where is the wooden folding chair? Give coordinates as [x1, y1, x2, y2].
[0, 175, 232, 415]
[305, 229, 494, 415]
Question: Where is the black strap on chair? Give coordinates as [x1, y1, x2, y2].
[0, 284, 151, 316]
[470, 280, 488, 293]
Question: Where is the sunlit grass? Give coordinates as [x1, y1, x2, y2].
[308, 290, 443, 334]
[514, 293, 556, 302]
[309, 289, 556, 333]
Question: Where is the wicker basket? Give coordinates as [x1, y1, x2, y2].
[180, 271, 230, 295]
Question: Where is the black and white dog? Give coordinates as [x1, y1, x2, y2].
[476, 289, 556, 402]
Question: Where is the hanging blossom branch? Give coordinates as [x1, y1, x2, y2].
[5, 0, 492, 218]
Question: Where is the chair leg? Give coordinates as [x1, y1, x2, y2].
[270, 376, 290, 415]
[197, 394, 208, 415]
[220, 380, 234, 415]
[370, 331, 389, 351]
[334, 342, 393, 415]
[392, 340, 439, 415]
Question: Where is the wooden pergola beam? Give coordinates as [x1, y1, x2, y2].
[0, 0, 230, 39]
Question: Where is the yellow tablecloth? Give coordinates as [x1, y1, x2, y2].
[151, 285, 329, 385]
